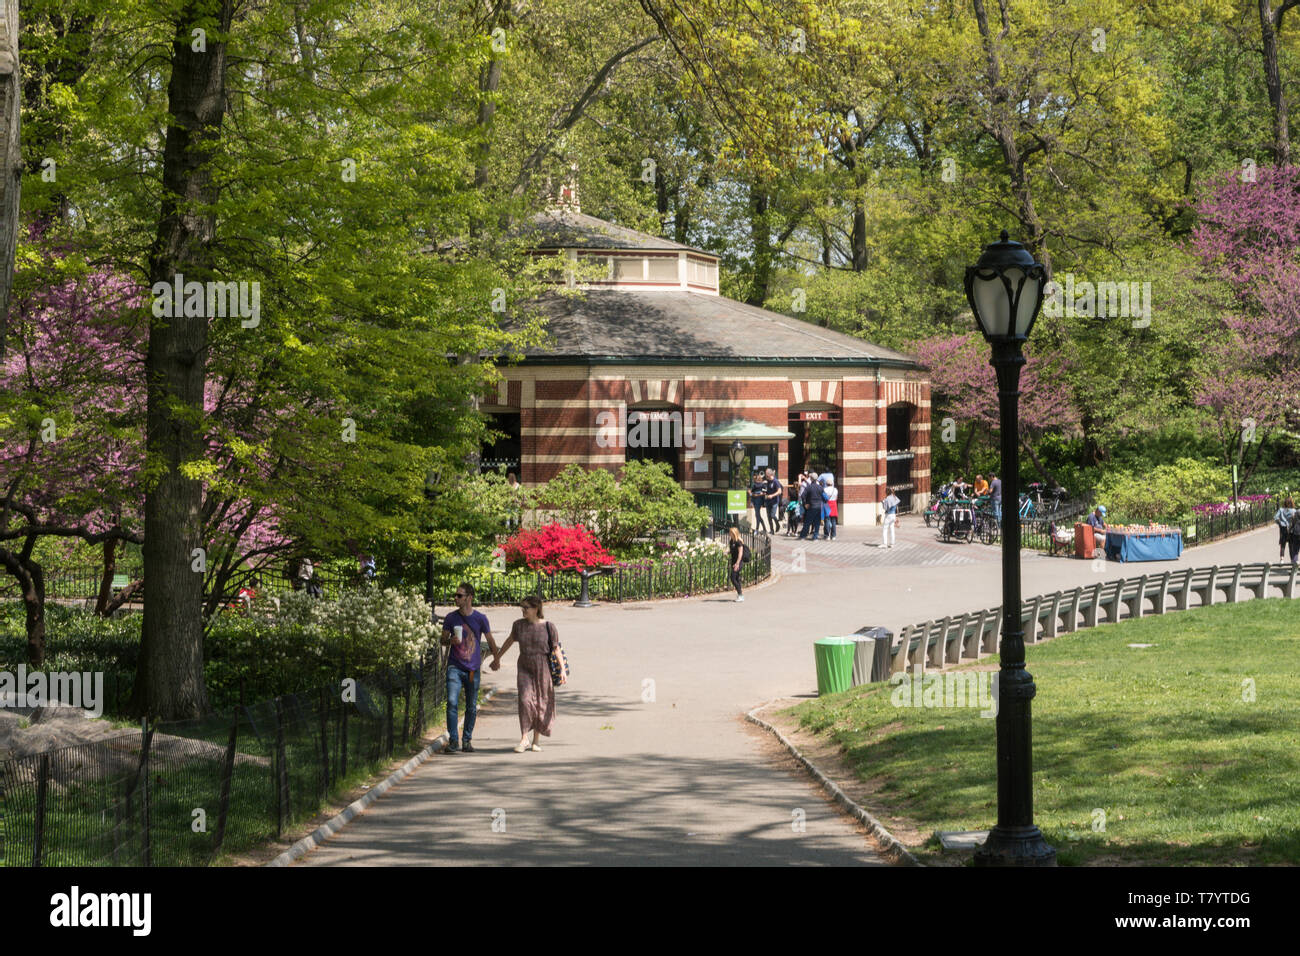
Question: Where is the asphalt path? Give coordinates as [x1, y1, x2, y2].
[297, 520, 1281, 866]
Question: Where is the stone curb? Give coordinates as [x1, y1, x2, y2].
[745, 700, 921, 867]
[266, 685, 499, 867]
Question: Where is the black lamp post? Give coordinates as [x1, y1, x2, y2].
[728, 440, 746, 528]
[965, 230, 1057, 867]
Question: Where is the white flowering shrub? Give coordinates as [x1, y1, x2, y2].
[247, 586, 434, 672]
[672, 537, 726, 559]
[330, 586, 436, 670]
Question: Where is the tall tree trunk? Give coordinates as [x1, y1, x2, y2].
[971, 0, 1052, 273]
[1259, 0, 1294, 167]
[748, 185, 772, 306]
[1019, 431, 1055, 486]
[132, 1, 233, 720]
[0, 0, 20, 360]
[0, 541, 45, 666]
[850, 201, 867, 272]
[95, 536, 118, 616]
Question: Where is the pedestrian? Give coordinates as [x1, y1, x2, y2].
[749, 470, 770, 535]
[764, 468, 784, 532]
[491, 595, 565, 752]
[505, 472, 523, 530]
[882, 485, 900, 548]
[798, 475, 823, 540]
[440, 582, 499, 754]
[989, 474, 1002, 520]
[298, 557, 323, 597]
[974, 474, 989, 497]
[728, 526, 749, 601]
[1276, 496, 1300, 563]
[359, 553, 376, 584]
[1086, 505, 1108, 558]
[823, 477, 839, 540]
[786, 482, 802, 536]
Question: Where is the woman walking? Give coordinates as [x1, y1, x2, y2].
[492, 595, 565, 752]
[728, 525, 746, 601]
[1275, 496, 1299, 564]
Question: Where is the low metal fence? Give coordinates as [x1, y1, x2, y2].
[432, 531, 772, 606]
[0, 652, 446, 867]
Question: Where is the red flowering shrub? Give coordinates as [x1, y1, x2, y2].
[502, 523, 615, 573]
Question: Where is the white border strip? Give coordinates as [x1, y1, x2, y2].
[745, 700, 920, 867]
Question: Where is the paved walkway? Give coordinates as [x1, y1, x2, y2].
[298, 520, 1283, 866]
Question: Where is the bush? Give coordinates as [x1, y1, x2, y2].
[501, 523, 615, 572]
[535, 460, 711, 552]
[1095, 458, 1232, 523]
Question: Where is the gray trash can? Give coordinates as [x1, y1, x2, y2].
[851, 626, 894, 684]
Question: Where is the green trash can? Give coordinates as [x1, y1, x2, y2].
[814, 637, 856, 696]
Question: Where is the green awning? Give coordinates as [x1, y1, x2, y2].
[704, 419, 796, 440]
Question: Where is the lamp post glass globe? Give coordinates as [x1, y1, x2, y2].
[964, 230, 1047, 341]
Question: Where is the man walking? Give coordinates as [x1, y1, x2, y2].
[440, 583, 498, 753]
[764, 468, 784, 532]
[882, 485, 900, 548]
[799, 475, 824, 541]
[989, 474, 1002, 521]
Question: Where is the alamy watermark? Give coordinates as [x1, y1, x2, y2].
[0, 666, 104, 718]
[595, 408, 704, 459]
[1041, 274, 1151, 329]
[890, 669, 998, 718]
[151, 272, 261, 328]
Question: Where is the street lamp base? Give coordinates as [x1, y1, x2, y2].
[972, 825, 1058, 867]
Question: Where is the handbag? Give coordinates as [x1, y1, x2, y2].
[546, 621, 569, 684]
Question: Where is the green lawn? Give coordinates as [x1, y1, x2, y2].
[788, 599, 1300, 865]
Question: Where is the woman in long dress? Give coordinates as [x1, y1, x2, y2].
[493, 595, 565, 752]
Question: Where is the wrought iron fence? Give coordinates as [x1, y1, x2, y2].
[0, 652, 446, 867]
[432, 530, 771, 606]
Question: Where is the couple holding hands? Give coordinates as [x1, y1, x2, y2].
[440, 585, 567, 755]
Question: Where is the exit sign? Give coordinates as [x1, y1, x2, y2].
[800, 411, 828, 421]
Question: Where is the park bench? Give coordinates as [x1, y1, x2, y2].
[928, 616, 952, 668]
[1095, 578, 1125, 624]
[1037, 590, 1066, 639]
[978, 608, 1002, 656]
[1120, 575, 1150, 619]
[1267, 563, 1299, 599]
[883, 560, 1300, 687]
[1232, 563, 1270, 601]
[1182, 566, 1219, 610]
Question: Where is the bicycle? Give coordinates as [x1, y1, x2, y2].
[973, 506, 1000, 545]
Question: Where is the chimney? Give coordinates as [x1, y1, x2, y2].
[551, 162, 580, 214]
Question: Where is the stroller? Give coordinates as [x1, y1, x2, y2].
[942, 504, 974, 543]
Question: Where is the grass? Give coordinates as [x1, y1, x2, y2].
[787, 599, 1300, 865]
[2, 680, 441, 867]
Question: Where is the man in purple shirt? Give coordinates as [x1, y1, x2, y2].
[440, 582, 498, 754]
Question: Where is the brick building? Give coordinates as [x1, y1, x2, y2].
[481, 204, 932, 524]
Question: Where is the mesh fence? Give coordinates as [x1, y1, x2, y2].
[0, 651, 447, 867]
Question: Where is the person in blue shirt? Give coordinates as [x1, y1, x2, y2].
[1086, 505, 1108, 558]
[1275, 496, 1298, 563]
[440, 583, 498, 754]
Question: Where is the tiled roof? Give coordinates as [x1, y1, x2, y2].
[520, 208, 714, 256]
[499, 289, 919, 365]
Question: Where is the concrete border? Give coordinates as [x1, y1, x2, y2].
[746, 700, 921, 867]
[266, 686, 498, 867]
